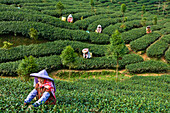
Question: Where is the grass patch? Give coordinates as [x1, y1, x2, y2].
[53, 71, 128, 81]
[0, 34, 49, 47]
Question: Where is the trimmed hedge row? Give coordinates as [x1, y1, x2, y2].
[0, 0, 43, 4]
[103, 20, 143, 36]
[146, 35, 170, 58]
[89, 32, 110, 44]
[130, 32, 161, 51]
[0, 54, 144, 76]
[21, 3, 55, 7]
[0, 11, 79, 30]
[126, 60, 169, 73]
[0, 40, 109, 63]
[71, 10, 115, 22]
[87, 14, 141, 32]
[0, 55, 62, 76]
[122, 24, 164, 44]
[0, 21, 112, 44]
[0, 4, 43, 14]
[87, 12, 154, 32]
[165, 47, 170, 63]
[159, 28, 170, 35]
[74, 11, 123, 30]
[41, 9, 86, 17]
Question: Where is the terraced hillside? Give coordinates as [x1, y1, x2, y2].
[0, 0, 169, 76]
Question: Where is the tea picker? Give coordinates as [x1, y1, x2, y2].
[82, 48, 92, 59]
[23, 70, 56, 109]
[67, 14, 73, 23]
[95, 25, 102, 33]
[146, 26, 152, 34]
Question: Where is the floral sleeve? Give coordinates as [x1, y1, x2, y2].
[32, 92, 50, 107]
[24, 89, 37, 104]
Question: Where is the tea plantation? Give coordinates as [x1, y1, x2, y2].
[0, 0, 170, 112]
[0, 0, 169, 75]
[0, 75, 169, 112]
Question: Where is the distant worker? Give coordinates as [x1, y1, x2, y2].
[82, 48, 91, 59]
[95, 25, 102, 33]
[146, 26, 152, 34]
[67, 14, 73, 23]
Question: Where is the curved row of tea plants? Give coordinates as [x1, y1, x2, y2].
[0, 75, 169, 112]
[165, 47, 170, 63]
[0, 54, 143, 76]
[0, 40, 113, 63]
[75, 11, 139, 30]
[0, 21, 110, 43]
[0, 0, 43, 4]
[146, 34, 170, 58]
[130, 32, 161, 51]
[103, 20, 146, 35]
[0, 11, 79, 30]
[121, 24, 165, 44]
[0, 4, 44, 15]
[126, 60, 169, 74]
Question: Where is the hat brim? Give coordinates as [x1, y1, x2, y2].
[30, 73, 54, 81]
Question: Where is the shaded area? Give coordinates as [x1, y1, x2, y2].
[0, 34, 49, 47]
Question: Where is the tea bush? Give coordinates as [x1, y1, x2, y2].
[126, 60, 169, 73]
[0, 11, 79, 30]
[165, 47, 170, 63]
[0, 54, 144, 76]
[122, 24, 164, 44]
[146, 34, 170, 58]
[130, 32, 161, 51]
[0, 39, 106, 60]
[0, 75, 169, 112]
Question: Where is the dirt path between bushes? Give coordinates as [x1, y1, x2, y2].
[125, 44, 167, 62]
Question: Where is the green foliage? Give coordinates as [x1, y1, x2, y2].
[103, 20, 143, 36]
[146, 35, 169, 58]
[0, 75, 169, 112]
[0, 0, 169, 78]
[120, 4, 126, 13]
[121, 3, 126, 23]
[0, 54, 144, 76]
[153, 16, 157, 25]
[56, 1, 65, 15]
[56, 1, 65, 11]
[130, 32, 161, 51]
[126, 60, 169, 73]
[141, 17, 147, 26]
[122, 24, 164, 44]
[17, 56, 38, 81]
[90, 0, 94, 7]
[60, 46, 78, 70]
[120, 54, 144, 67]
[56, 71, 115, 79]
[28, 28, 38, 40]
[165, 47, 170, 63]
[0, 11, 78, 30]
[1, 41, 13, 50]
[0, 40, 108, 63]
[107, 30, 127, 81]
[142, 5, 146, 15]
[108, 30, 126, 59]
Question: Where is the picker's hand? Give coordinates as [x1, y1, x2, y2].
[21, 103, 27, 108]
[28, 105, 33, 110]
